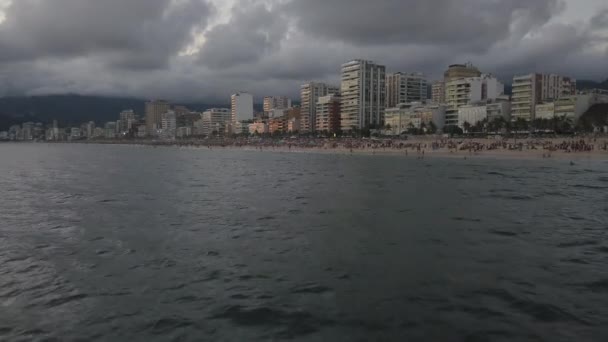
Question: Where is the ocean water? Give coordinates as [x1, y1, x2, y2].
[1, 143, 608, 341]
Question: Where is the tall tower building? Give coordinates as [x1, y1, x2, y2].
[444, 63, 482, 82]
[340, 59, 386, 131]
[386, 72, 427, 107]
[145, 100, 170, 135]
[119, 109, 136, 133]
[511, 74, 543, 122]
[300, 82, 339, 133]
[161, 111, 177, 139]
[315, 94, 342, 134]
[231, 92, 254, 124]
[263, 96, 292, 113]
[431, 81, 446, 104]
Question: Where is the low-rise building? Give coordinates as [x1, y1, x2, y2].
[104, 122, 117, 139]
[137, 125, 147, 138]
[70, 127, 81, 139]
[288, 118, 300, 133]
[176, 127, 192, 138]
[161, 111, 177, 139]
[384, 102, 446, 135]
[486, 99, 511, 121]
[269, 117, 287, 134]
[458, 105, 487, 130]
[535, 103, 555, 120]
[249, 122, 268, 135]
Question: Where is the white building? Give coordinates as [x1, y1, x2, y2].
[231, 92, 254, 124]
[486, 99, 511, 121]
[176, 127, 192, 138]
[288, 118, 300, 133]
[340, 59, 386, 131]
[386, 72, 427, 107]
[446, 74, 504, 111]
[535, 103, 555, 120]
[201, 108, 231, 136]
[161, 111, 177, 139]
[511, 73, 576, 121]
[267, 108, 289, 119]
[458, 105, 488, 130]
[445, 74, 504, 126]
[384, 102, 446, 135]
[300, 82, 339, 133]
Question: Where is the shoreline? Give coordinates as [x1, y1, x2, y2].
[5, 138, 606, 161]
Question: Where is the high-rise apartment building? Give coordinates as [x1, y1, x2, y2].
[386, 72, 427, 107]
[431, 81, 446, 104]
[145, 100, 170, 135]
[201, 108, 232, 136]
[300, 82, 339, 133]
[231, 92, 254, 124]
[340, 59, 386, 131]
[511, 73, 575, 121]
[263, 96, 292, 113]
[315, 94, 341, 133]
[444, 63, 482, 82]
[540, 74, 577, 101]
[119, 110, 136, 133]
[445, 74, 504, 126]
[161, 111, 177, 139]
[445, 74, 504, 111]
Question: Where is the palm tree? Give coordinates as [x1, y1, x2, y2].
[556, 115, 574, 133]
[428, 121, 438, 134]
[514, 118, 529, 132]
[463, 121, 472, 134]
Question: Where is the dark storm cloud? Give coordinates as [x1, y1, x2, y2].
[591, 9, 608, 29]
[0, 0, 606, 102]
[282, 0, 563, 51]
[198, 1, 287, 68]
[0, 0, 212, 69]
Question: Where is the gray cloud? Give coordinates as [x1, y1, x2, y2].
[0, 0, 606, 103]
[591, 9, 608, 28]
[198, 1, 287, 68]
[281, 0, 563, 52]
[0, 0, 212, 69]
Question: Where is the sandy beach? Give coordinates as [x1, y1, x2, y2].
[34, 136, 608, 161]
[141, 136, 608, 161]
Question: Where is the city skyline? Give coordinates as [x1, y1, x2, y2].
[0, 0, 606, 102]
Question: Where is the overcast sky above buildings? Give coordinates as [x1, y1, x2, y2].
[0, 0, 607, 102]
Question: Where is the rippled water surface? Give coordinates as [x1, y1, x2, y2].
[1, 143, 608, 341]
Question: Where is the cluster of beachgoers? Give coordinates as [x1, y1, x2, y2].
[88, 135, 608, 160]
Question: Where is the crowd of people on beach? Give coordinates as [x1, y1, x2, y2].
[153, 135, 608, 157]
[86, 134, 608, 157]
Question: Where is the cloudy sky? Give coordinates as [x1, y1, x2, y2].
[0, 0, 607, 103]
